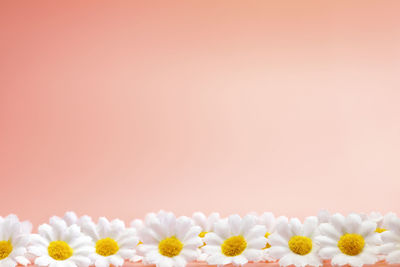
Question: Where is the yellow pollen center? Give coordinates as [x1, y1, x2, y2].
[337, 234, 365, 256]
[158, 236, 183, 257]
[375, 228, 387, 233]
[199, 231, 208, 238]
[221, 235, 247, 257]
[263, 232, 271, 249]
[288, 236, 313, 255]
[96, 238, 119, 256]
[48, 241, 73, 260]
[0, 241, 13, 260]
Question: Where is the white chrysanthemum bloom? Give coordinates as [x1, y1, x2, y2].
[368, 212, 398, 234]
[268, 216, 321, 267]
[52, 212, 93, 227]
[0, 215, 31, 267]
[80, 217, 138, 267]
[202, 214, 266, 266]
[192, 212, 220, 261]
[256, 212, 288, 261]
[29, 217, 93, 267]
[316, 213, 381, 267]
[138, 211, 202, 267]
[380, 215, 400, 263]
[129, 219, 145, 262]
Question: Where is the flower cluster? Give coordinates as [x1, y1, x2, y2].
[1, 211, 400, 267]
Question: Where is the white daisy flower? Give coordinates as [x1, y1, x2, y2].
[0, 215, 31, 267]
[316, 213, 381, 267]
[202, 214, 266, 266]
[80, 217, 138, 267]
[192, 212, 220, 261]
[29, 217, 93, 267]
[268, 216, 321, 267]
[368, 212, 397, 234]
[51, 212, 92, 227]
[380, 215, 400, 263]
[257, 212, 288, 261]
[138, 211, 202, 267]
[129, 219, 145, 262]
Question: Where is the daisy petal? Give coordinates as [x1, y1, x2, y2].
[319, 247, 340, 259]
[228, 215, 242, 235]
[319, 223, 341, 240]
[232, 255, 248, 266]
[268, 246, 290, 259]
[330, 214, 345, 233]
[344, 214, 362, 234]
[387, 251, 400, 264]
[303, 216, 318, 237]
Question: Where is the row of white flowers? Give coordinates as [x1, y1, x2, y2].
[1, 211, 400, 267]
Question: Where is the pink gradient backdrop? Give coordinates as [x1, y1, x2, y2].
[1, 1, 400, 226]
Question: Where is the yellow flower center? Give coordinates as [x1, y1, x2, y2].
[158, 236, 183, 257]
[199, 231, 208, 238]
[375, 228, 386, 233]
[337, 234, 365, 256]
[96, 238, 119, 256]
[48, 241, 73, 260]
[263, 232, 271, 249]
[221, 235, 247, 257]
[0, 241, 13, 260]
[288, 236, 313, 255]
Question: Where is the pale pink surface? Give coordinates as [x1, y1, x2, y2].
[1, 1, 400, 226]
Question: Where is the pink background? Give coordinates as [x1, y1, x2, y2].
[1, 1, 400, 227]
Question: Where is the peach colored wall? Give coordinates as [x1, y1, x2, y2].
[1, 1, 400, 227]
